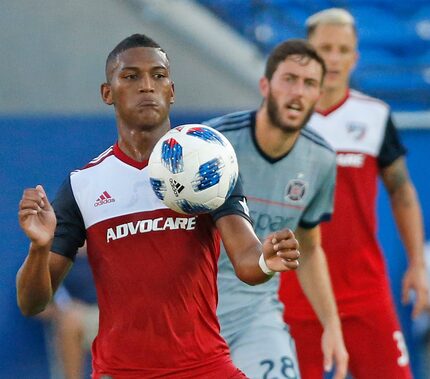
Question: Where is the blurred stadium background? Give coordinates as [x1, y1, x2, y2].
[1, 0, 429, 378]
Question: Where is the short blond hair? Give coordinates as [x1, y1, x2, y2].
[306, 8, 356, 37]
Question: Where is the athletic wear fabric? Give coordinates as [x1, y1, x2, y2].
[51, 142, 250, 379]
[205, 110, 336, 378]
[280, 89, 412, 378]
[289, 298, 412, 379]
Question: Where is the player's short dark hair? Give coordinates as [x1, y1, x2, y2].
[105, 34, 168, 81]
[265, 39, 326, 82]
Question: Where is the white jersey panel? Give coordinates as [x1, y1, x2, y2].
[70, 155, 167, 229]
[309, 90, 390, 156]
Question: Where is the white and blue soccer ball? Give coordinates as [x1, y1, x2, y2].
[148, 124, 239, 214]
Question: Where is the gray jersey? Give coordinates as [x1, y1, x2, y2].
[204, 110, 336, 338]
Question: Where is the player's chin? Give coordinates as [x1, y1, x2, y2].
[323, 80, 342, 92]
[281, 121, 303, 133]
[136, 107, 159, 118]
[136, 113, 163, 128]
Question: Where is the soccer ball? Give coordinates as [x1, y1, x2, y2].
[148, 124, 239, 214]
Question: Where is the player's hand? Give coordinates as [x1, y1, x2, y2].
[402, 263, 429, 319]
[262, 228, 300, 272]
[321, 322, 349, 379]
[18, 185, 56, 247]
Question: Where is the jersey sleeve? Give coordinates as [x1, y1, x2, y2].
[299, 157, 336, 229]
[210, 176, 253, 224]
[377, 114, 407, 168]
[51, 175, 86, 261]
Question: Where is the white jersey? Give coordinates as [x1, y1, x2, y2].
[204, 110, 337, 338]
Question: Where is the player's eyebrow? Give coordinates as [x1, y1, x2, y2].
[119, 65, 168, 71]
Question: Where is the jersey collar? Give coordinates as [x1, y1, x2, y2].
[316, 89, 350, 116]
[251, 110, 296, 164]
[113, 142, 148, 170]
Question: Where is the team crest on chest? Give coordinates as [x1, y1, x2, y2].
[346, 122, 367, 140]
[284, 178, 307, 202]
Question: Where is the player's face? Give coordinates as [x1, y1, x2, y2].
[102, 47, 175, 131]
[308, 24, 358, 93]
[260, 55, 322, 132]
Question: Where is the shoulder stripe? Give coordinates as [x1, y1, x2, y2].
[204, 110, 252, 132]
[216, 119, 252, 133]
[90, 146, 114, 163]
[301, 128, 334, 152]
[302, 127, 328, 144]
[73, 146, 114, 174]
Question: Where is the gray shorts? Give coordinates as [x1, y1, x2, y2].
[225, 308, 301, 379]
[78, 302, 99, 350]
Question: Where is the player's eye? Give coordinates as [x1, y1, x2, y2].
[305, 79, 318, 88]
[319, 45, 331, 52]
[284, 75, 296, 83]
[340, 46, 352, 54]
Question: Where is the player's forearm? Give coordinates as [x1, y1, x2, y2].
[390, 181, 425, 266]
[16, 243, 54, 316]
[217, 215, 274, 285]
[297, 246, 340, 327]
[233, 247, 273, 285]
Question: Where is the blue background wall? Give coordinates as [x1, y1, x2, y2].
[1, 116, 429, 378]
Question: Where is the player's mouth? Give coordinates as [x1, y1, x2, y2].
[285, 102, 303, 117]
[326, 70, 340, 78]
[137, 100, 158, 108]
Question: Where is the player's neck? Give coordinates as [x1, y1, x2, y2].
[117, 121, 170, 162]
[255, 111, 299, 159]
[316, 86, 349, 112]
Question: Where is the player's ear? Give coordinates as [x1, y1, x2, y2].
[259, 77, 269, 98]
[101, 82, 113, 105]
[170, 81, 175, 104]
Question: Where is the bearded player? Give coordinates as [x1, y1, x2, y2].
[205, 39, 348, 379]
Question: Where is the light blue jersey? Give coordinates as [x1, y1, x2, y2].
[204, 110, 336, 379]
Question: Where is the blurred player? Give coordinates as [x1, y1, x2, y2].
[205, 39, 348, 379]
[55, 243, 98, 379]
[411, 241, 430, 377]
[16, 33, 300, 379]
[38, 243, 98, 379]
[280, 8, 429, 379]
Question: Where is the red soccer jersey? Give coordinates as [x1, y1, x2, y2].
[280, 90, 406, 319]
[51, 143, 248, 378]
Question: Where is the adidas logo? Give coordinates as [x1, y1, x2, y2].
[94, 191, 116, 207]
[169, 178, 185, 197]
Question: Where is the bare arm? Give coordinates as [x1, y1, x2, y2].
[295, 225, 348, 379]
[16, 185, 72, 316]
[380, 157, 429, 318]
[17, 250, 72, 316]
[216, 214, 300, 285]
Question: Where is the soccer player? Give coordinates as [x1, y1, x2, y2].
[280, 8, 429, 379]
[204, 39, 348, 379]
[16, 34, 301, 379]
